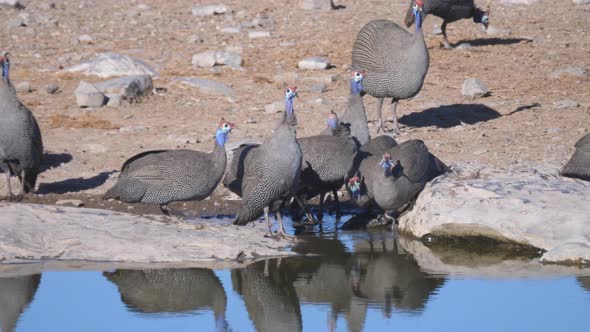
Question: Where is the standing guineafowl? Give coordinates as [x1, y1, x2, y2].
[103, 119, 234, 216]
[352, 1, 429, 134]
[233, 87, 302, 238]
[405, 0, 490, 49]
[348, 140, 448, 224]
[0, 52, 43, 201]
[560, 133, 590, 181]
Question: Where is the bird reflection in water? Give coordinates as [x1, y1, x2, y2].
[0, 274, 41, 332]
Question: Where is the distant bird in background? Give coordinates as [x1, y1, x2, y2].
[405, 0, 490, 49]
[233, 87, 302, 239]
[352, 1, 429, 134]
[560, 133, 590, 182]
[103, 119, 234, 217]
[0, 51, 43, 201]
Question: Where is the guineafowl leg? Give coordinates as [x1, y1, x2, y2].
[275, 211, 295, 240]
[160, 204, 186, 219]
[441, 21, 452, 49]
[318, 194, 325, 220]
[391, 99, 401, 135]
[263, 206, 274, 237]
[376, 97, 386, 133]
[332, 189, 341, 215]
[2, 167, 14, 201]
[294, 195, 319, 225]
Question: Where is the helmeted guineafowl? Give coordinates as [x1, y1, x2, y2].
[320, 110, 352, 138]
[348, 140, 448, 224]
[359, 135, 398, 156]
[405, 0, 490, 49]
[0, 52, 43, 201]
[560, 133, 590, 181]
[233, 87, 302, 239]
[352, 1, 429, 134]
[103, 119, 234, 216]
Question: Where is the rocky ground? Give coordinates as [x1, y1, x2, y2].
[0, 0, 589, 216]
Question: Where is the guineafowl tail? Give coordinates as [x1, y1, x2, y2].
[430, 154, 450, 177]
[22, 170, 38, 194]
[404, 0, 416, 27]
[233, 208, 262, 226]
[103, 185, 121, 200]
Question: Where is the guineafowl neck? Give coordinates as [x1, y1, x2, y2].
[211, 139, 228, 176]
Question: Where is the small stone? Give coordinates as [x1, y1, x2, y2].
[6, 18, 25, 29]
[74, 81, 106, 108]
[462, 78, 490, 98]
[553, 99, 579, 110]
[251, 17, 272, 26]
[221, 26, 241, 34]
[244, 117, 257, 124]
[46, 84, 59, 94]
[298, 57, 331, 70]
[105, 94, 122, 108]
[15, 81, 32, 93]
[545, 127, 563, 134]
[248, 30, 270, 39]
[264, 101, 282, 114]
[192, 4, 229, 16]
[56, 199, 84, 207]
[187, 34, 204, 43]
[573, 0, 590, 3]
[299, 0, 332, 10]
[192, 50, 242, 69]
[78, 34, 94, 44]
[280, 40, 296, 47]
[549, 67, 587, 79]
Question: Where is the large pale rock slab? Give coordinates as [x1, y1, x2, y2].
[173, 77, 234, 97]
[65, 52, 157, 78]
[0, 203, 293, 264]
[399, 163, 590, 265]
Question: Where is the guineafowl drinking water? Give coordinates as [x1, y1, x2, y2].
[0, 52, 43, 201]
[352, 0, 429, 134]
[103, 119, 234, 216]
[405, 0, 490, 49]
[348, 140, 448, 225]
[233, 87, 302, 239]
[560, 133, 590, 182]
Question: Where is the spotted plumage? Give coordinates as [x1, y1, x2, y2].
[405, 0, 490, 49]
[560, 133, 590, 181]
[103, 120, 234, 215]
[352, 2, 429, 134]
[0, 52, 43, 199]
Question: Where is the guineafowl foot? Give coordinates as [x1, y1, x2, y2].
[367, 213, 395, 228]
[160, 204, 187, 220]
[4, 193, 23, 202]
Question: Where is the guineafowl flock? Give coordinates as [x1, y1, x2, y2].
[1, 1, 588, 239]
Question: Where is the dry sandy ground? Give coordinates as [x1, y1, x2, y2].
[0, 0, 589, 216]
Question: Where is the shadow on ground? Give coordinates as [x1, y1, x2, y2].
[37, 171, 116, 194]
[454, 37, 532, 47]
[41, 152, 73, 172]
[399, 104, 501, 129]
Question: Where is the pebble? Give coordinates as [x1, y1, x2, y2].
[545, 127, 563, 134]
[187, 34, 204, 43]
[221, 26, 241, 34]
[298, 57, 331, 70]
[248, 31, 270, 39]
[55, 199, 85, 207]
[549, 67, 587, 79]
[244, 117, 257, 124]
[78, 34, 95, 44]
[0, 0, 22, 8]
[573, 0, 590, 4]
[74, 81, 106, 108]
[46, 84, 59, 94]
[553, 99, 579, 110]
[192, 4, 229, 16]
[15, 81, 32, 93]
[280, 40, 296, 47]
[461, 78, 490, 98]
[300, 0, 332, 10]
[6, 18, 25, 29]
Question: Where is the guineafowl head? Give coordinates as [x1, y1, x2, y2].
[413, 0, 425, 32]
[327, 110, 338, 129]
[215, 118, 235, 146]
[284, 86, 298, 113]
[348, 176, 362, 199]
[0, 51, 10, 79]
[350, 70, 365, 95]
[379, 153, 394, 176]
[474, 4, 490, 31]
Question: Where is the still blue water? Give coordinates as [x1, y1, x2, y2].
[1, 218, 590, 332]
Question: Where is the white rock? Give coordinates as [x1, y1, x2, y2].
[485, 26, 511, 36]
[94, 75, 153, 102]
[6, 18, 25, 29]
[174, 77, 234, 97]
[549, 67, 587, 79]
[298, 56, 331, 70]
[15, 81, 32, 93]
[74, 81, 106, 108]
[78, 34, 94, 44]
[55, 199, 84, 207]
[398, 163, 590, 264]
[553, 99, 579, 110]
[248, 30, 270, 39]
[299, 0, 332, 10]
[0, 203, 293, 264]
[106, 94, 122, 108]
[192, 4, 229, 16]
[65, 52, 158, 78]
[462, 78, 490, 97]
[192, 50, 242, 68]
[221, 26, 241, 34]
[432, 25, 442, 35]
[187, 34, 204, 43]
[46, 84, 59, 94]
[0, 0, 22, 8]
[573, 0, 590, 3]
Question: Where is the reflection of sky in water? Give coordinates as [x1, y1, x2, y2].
[9, 270, 590, 332]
